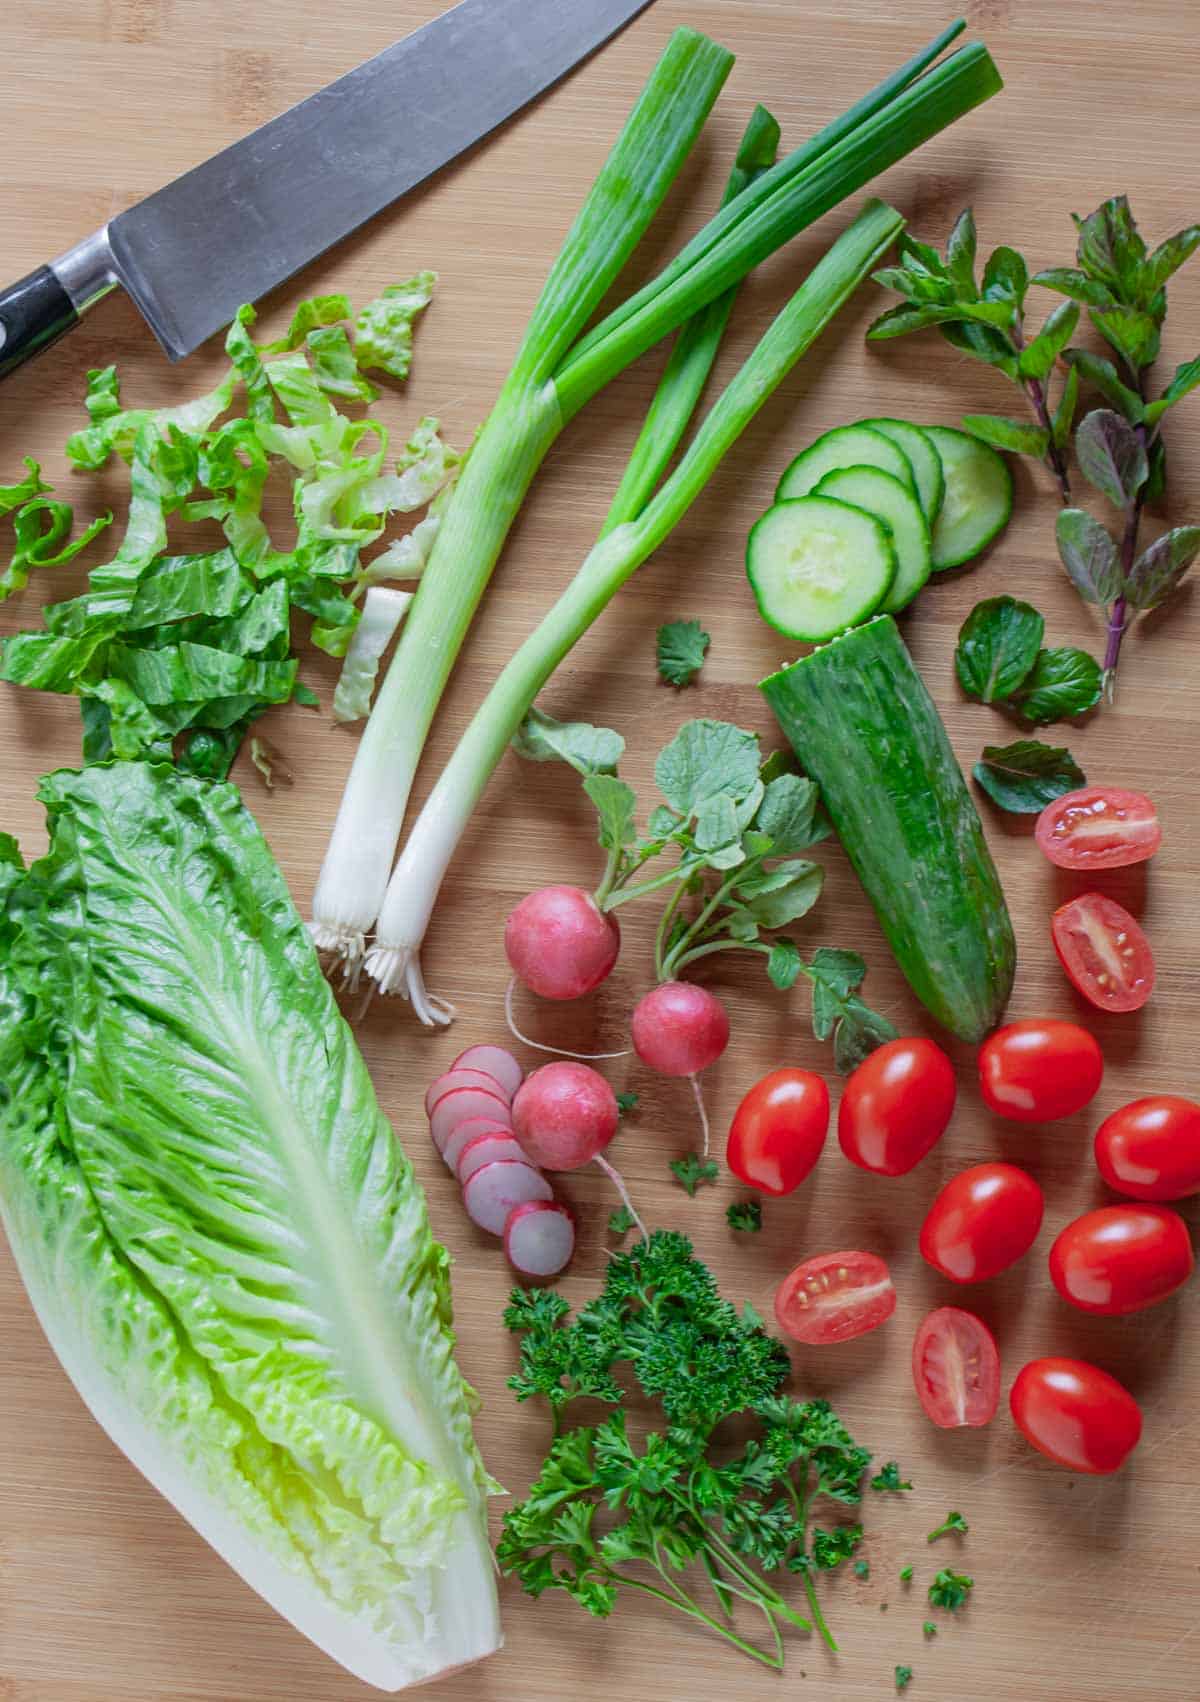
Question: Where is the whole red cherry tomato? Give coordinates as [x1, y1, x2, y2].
[1048, 1204, 1194, 1316]
[1094, 1095, 1200, 1201]
[774, 1251, 895, 1345]
[726, 1068, 829, 1196]
[912, 1307, 1000, 1429]
[1010, 1358, 1142, 1474]
[1051, 893, 1155, 1014]
[978, 1019, 1103, 1123]
[919, 1162, 1044, 1283]
[1035, 785, 1161, 871]
[838, 1037, 956, 1176]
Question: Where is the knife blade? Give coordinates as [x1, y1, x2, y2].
[0, 0, 655, 380]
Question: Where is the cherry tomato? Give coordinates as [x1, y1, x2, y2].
[1094, 1095, 1200, 1201]
[1035, 785, 1161, 870]
[1051, 893, 1155, 1014]
[1048, 1204, 1194, 1316]
[837, 1037, 956, 1176]
[1010, 1357, 1142, 1474]
[978, 1019, 1103, 1123]
[774, 1251, 896, 1345]
[912, 1307, 1000, 1429]
[726, 1068, 830, 1196]
[919, 1162, 1044, 1283]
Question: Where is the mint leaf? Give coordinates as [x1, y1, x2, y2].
[1062, 349, 1144, 422]
[1124, 525, 1200, 611]
[1092, 305, 1160, 372]
[670, 1155, 719, 1196]
[981, 244, 1028, 310]
[960, 414, 1048, 457]
[1014, 647, 1102, 724]
[1017, 299, 1079, 381]
[1144, 224, 1200, 295]
[1145, 355, 1200, 426]
[1073, 196, 1145, 298]
[939, 317, 1019, 375]
[974, 739, 1086, 813]
[1075, 408, 1148, 507]
[944, 207, 978, 296]
[655, 720, 761, 816]
[726, 1199, 763, 1234]
[582, 774, 637, 853]
[955, 596, 1044, 702]
[1052, 362, 1080, 449]
[513, 706, 624, 775]
[1056, 507, 1122, 604]
[1033, 266, 1116, 310]
[656, 619, 710, 688]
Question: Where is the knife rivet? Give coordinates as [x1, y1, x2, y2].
[0, 320, 7, 353]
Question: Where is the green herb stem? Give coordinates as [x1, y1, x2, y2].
[1011, 317, 1072, 501]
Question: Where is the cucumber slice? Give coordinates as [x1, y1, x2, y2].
[924, 425, 1013, 569]
[776, 424, 915, 502]
[811, 465, 931, 613]
[746, 497, 896, 643]
[858, 417, 945, 522]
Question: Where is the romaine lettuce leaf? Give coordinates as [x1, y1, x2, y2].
[355, 274, 436, 380]
[0, 763, 500, 1690]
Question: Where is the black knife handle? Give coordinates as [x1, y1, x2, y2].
[0, 267, 78, 380]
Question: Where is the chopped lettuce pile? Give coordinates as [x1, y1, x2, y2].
[0, 760, 499, 1690]
[0, 276, 459, 777]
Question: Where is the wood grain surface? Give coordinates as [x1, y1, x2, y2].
[3, 2, 1200, 1698]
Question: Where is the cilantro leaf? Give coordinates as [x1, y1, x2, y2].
[895, 1665, 914, 1692]
[871, 1462, 912, 1494]
[727, 1199, 763, 1234]
[927, 1511, 968, 1542]
[974, 739, 1086, 813]
[512, 706, 625, 775]
[928, 1568, 973, 1612]
[656, 618, 710, 688]
[670, 1155, 719, 1196]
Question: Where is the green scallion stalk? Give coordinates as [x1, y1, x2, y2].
[366, 198, 904, 1014]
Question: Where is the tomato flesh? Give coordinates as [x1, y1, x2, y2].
[1052, 893, 1154, 1013]
[837, 1037, 956, 1176]
[1035, 785, 1161, 870]
[912, 1307, 1000, 1429]
[1010, 1357, 1142, 1474]
[726, 1068, 829, 1196]
[1095, 1095, 1200, 1201]
[774, 1251, 896, 1345]
[978, 1019, 1103, 1123]
[919, 1162, 1044, 1283]
[1048, 1203, 1194, 1316]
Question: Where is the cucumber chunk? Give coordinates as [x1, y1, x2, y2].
[858, 417, 945, 522]
[776, 424, 915, 502]
[746, 497, 896, 643]
[812, 465, 931, 614]
[924, 425, 1013, 569]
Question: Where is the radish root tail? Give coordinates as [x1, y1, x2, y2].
[689, 1072, 711, 1157]
[505, 976, 632, 1061]
[594, 1154, 646, 1241]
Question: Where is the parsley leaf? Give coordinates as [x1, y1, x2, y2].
[854, 1558, 871, 1579]
[608, 1205, 638, 1237]
[727, 1198, 763, 1233]
[657, 618, 711, 688]
[895, 1666, 914, 1693]
[900, 1565, 914, 1583]
[615, 1091, 639, 1116]
[670, 1155, 719, 1196]
[928, 1568, 973, 1612]
[923, 1621, 937, 1637]
[871, 1461, 912, 1494]
[810, 1523, 864, 1570]
[927, 1511, 969, 1542]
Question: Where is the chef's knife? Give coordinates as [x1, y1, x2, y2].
[0, 0, 655, 381]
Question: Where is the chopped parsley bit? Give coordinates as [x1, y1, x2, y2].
[608, 1204, 638, 1237]
[928, 1568, 973, 1613]
[615, 1090, 639, 1116]
[853, 1558, 870, 1579]
[871, 1461, 913, 1493]
[895, 1665, 914, 1692]
[927, 1511, 969, 1543]
[923, 1621, 937, 1638]
[656, 618, 711, 687]
[899, 1565, 914, 1583]
[670, 1154, 719, 1195]
[726, 1198, 763, 1233]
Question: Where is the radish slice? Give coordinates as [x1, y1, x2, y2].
[452, 1044, 524, 1100]
[424, 1066, 512, 1117]
[457, 1130, 529, 1183]
[504, 1200, 576, 1278]
[462, 1160, 552, 1236]
[429, 1086, 510, 1154]
[441, 1116, 513, 1175]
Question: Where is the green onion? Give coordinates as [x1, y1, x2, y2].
[367, 198, 905, 1012]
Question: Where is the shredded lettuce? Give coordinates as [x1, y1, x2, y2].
[355, 273, 436, 380]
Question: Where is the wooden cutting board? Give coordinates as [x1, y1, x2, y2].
[3, 2, 1200, 1697]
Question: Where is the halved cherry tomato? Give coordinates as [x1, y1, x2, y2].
[912, 1307, 1000, 1429]
[726, 1068, 829, 1196]
[1035, 786, 1161, 870]
[1095, 1095, 1200, 1201]
[1051, 893, 1155, 1014]
[838, 1037, 956, 1176]
[919, 1162, 1044, 1283]
[978, 1019, 1103, 1123]
[774, 1251, 896, 1345]
[1010, 1357, 1142, 1474]
[1048, 1204, 1194, 1316]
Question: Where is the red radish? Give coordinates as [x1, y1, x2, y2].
[441, 1115, 513, 1175]
[631, 981, 729, 1075]
[429, 1085, 510, 1154]
[450, 1044, 524, 1100]
[457, 1129, 529, 1183]
[512, 1061, 643, 1236]
[504, 885, 620, 1000]
[462, 1160, 552, 1235]
[504, 1200, 576, 1278]
[424, 1066, 512, 1118]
